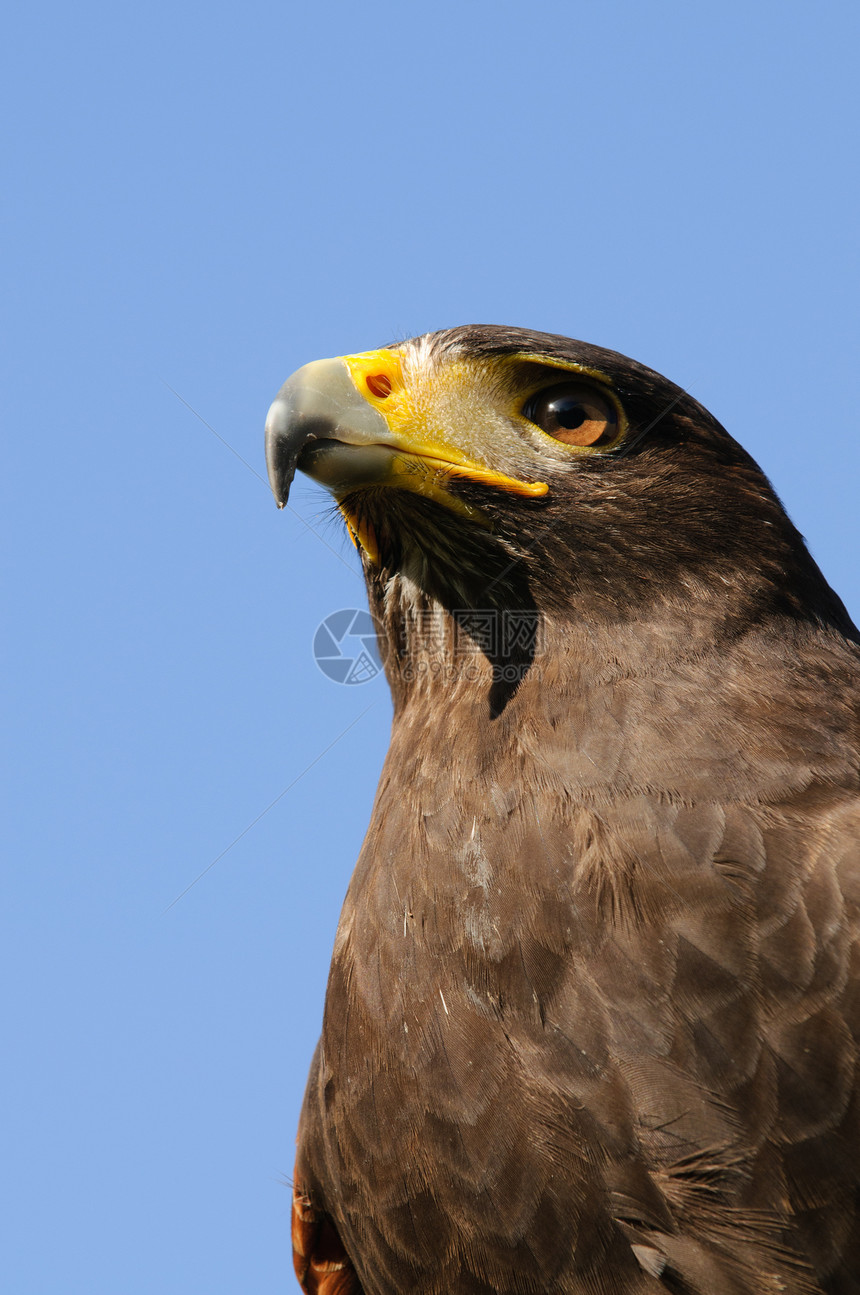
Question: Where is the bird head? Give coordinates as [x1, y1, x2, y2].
[266, 326, 855, 707]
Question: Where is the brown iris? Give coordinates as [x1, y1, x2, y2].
[523, 381, 617, 447]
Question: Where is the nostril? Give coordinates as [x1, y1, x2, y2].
[366, 374, 392, 399]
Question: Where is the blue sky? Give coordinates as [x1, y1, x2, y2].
[3, 2, 859, 1291]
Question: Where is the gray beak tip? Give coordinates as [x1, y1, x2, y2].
[264, 391, 302, 508]
[265, 357, 391, 511]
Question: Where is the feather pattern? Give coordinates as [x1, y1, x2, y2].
[287, 328, 860, 1294]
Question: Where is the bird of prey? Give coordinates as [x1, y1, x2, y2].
[265, 326, 860, 1295]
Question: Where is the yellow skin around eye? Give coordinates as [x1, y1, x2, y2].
[498, 354, 628, 455]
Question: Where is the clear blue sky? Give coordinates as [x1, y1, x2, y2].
[3, 2, 859, 1291]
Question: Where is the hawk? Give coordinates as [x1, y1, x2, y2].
[265, 326, 860, 1294]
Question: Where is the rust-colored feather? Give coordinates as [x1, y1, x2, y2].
[292, 1184, 362, 1295]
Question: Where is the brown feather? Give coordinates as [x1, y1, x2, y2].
[286, 328, 860, 1293]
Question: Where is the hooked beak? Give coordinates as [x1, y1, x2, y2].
[265, 357, 395, 508]
[264, 348, 548, 559]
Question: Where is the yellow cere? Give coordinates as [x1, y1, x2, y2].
[342, 348, 407, 415]
[342, 348, 549, 498]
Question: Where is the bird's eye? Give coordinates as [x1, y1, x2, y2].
[522, 382, 618, 448]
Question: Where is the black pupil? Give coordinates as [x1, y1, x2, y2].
[550, 397, 587, 430]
